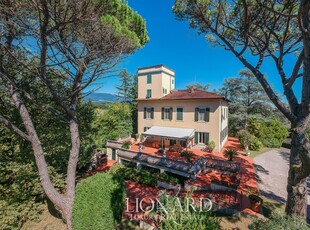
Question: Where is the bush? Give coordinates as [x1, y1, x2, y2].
[117, 167, 179, 187]
[121, 141, 131, 149]
[237, 129, 263, 151]
[237, 130, 254, 148]
[249, 212, 309, 230]
[180, 151, 194, 162]
[207, 140, 216, 152]
[247, 117, 288, 148]
[158, 192, 220, 229]
[249, 136, 263, 151]
[108, 163, 123, 174]
[72, 172, 126, 230]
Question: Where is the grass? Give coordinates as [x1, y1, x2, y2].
[219, 215, 253, 230]
[21, 204, 66, 230]
[248, 147, 274, 158]
[261, 197, 285, 218]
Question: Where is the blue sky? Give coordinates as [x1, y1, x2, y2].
[95, 0, 302, 101]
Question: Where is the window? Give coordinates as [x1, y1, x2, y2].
[144, 107, 154, 119]
[163, 88, 167, 94]
[170, 139, 177, 146]
[195, 107, 210, 122]
[176, 107, 183, 121]
[164, 108, 170, 119]
[172, 79, 174, 85]
[161, 107, 173, 120]
[198, 108, 205, 121]
[195, 132, 209, 145]
[147, 74, 152, 84]
[146, 89, 152, 98]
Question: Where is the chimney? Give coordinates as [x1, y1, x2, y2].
[190, 86, 195, 93]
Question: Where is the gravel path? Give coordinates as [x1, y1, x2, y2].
[254, 148, 310, 219]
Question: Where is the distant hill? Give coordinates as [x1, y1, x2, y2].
[83, 92, 118, 102]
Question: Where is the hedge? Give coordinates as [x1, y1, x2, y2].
[72, 172, 125, 230]
[117, 167, 179, 187]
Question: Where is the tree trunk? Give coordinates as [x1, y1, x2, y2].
[10, 85, 76, 229]
[285, 128, 309, 218]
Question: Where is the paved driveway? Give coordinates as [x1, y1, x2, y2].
[254, 148, 310, 219]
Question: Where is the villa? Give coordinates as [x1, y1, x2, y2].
[105, 65, 258, 215]
[106, 65, 232, 179]
[136, 64, 228, 152]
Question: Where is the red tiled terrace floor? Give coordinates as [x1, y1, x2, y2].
[129, 137, 258, 211]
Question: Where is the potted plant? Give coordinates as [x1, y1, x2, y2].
[122, 141, 132, 149]
[248, 194, 263, 213]
[237, 130, 255, 155]
[181, 151, 194, 162]
[224, 149, 238, 161]
[135, 133, 140, 142]
[207, 140, 216, 152]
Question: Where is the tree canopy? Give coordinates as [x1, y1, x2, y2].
[0, 0, 148, 227]
[173, 0, 310, 218]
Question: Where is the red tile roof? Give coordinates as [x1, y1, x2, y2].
[136, 89, 226, 101]
[161, 89, 225, 100]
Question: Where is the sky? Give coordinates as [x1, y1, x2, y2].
[94, 0, 302, 101]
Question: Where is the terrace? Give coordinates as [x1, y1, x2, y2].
[107, 136, 257, 210]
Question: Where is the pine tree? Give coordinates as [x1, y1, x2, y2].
[115, 69, 132, 102]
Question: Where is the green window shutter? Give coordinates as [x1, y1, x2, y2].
[169, 107, 173, 120]
[146, 89, 152, 98]
[161, 107, 164, 120]
[151, 107, 154, 119]
[195, 108, 198, 121]
[205, 108, 210, 122]
[205, 132, 209, 145]
[112, 149, 116, 160]
[177, 108, 183, 120]
[195, 132, 198, 144]
[147, 74, 152, 84]
[144, 107, 146, 119]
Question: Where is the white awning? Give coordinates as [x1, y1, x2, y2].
[142, 126, 195, 140]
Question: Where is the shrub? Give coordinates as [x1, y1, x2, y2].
[237, 129, 263, 151]
[247, 117, 288, 148]
[249, 212, 309, 230]
[249, 136, 263, 151]
[237, 130, 254, 148]
[158, 192, 220, 230]
[72, 172, 126, 230]
[224, 149, 238, 161]
[117, 167, 179, 187]
[107, 131, 119, 141]
[108, 163, 123, 174]
[207, 140, 216, 152]
[121, 141, 131, 149]
[180, 151, 194, 162]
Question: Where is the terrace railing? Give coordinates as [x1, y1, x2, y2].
[116, 149, 198, 178]
[201, 156, 241, 174]
[105, 140, 123, 149]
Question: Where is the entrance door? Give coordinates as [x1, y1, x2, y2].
[195, 132, 209, 145]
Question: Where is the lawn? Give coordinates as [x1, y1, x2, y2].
[248, 147, 274, 158]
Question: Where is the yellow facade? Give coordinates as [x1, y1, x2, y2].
[136, 65, 228, 152]
[137, 99, 228, 152]
[138, 65, 175, 99]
